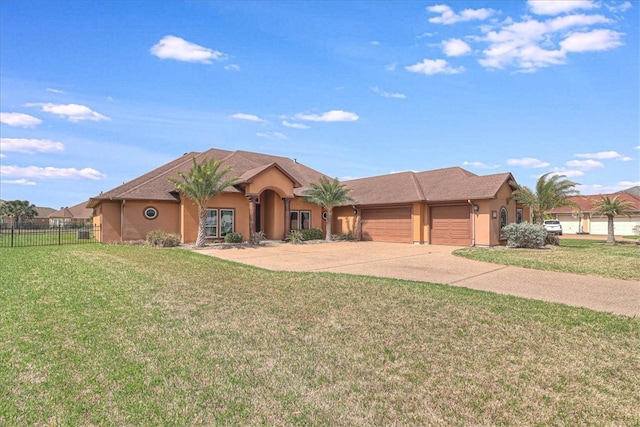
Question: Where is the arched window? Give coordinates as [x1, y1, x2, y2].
[500, 207, 508, 239]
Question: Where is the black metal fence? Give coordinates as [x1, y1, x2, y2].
[0, 224, 102, 248]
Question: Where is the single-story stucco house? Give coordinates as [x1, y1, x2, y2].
[88, 148, 529, 246]
[49, 201, 93, 227]
[548, 193, 640, 236]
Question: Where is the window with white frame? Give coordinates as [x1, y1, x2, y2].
[205, 209, 234, 238]
[290, 210, 311, 230]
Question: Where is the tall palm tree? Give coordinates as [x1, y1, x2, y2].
[169, 157, 239, 247]
[0, 200, 38, 226]
[303, 177, 354, 241]
[592, 195, 636, 245]
[512, 172, 580, 224]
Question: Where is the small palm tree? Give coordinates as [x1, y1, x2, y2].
[303, 177, 354, 241]
[0, 200, 38, 226]
[592, 195, 636, 245]
[169, 157, 239, 247]
[512, 172, 580, 224]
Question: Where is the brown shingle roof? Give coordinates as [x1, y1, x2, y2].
[49, 201, 93, 219]
[344, 167, 514, 206]
[88, 149, 326, 206]
[549, 193, 640, 214]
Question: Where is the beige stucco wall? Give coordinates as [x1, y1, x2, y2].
[245, 167, 296, 198]
[122, 201, 180, 242]
[96, 201, 121, 243]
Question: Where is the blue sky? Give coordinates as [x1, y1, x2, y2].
[1, 0, 638, 209]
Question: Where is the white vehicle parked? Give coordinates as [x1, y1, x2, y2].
[543, 220, 563, 235]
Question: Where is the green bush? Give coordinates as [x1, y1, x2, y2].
[332, 232, 354, 241]
[501, 223, 546, 248]
[224, 232, 243, 243]
[301, 228, 323, 241]
[288, 230, 304, 244]
[146, 230, 182, 248]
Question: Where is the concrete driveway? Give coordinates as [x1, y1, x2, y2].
[196, 241, 639, 317]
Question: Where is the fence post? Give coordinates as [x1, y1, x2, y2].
[11, 226, 15, 248]
[58, 225, 62, 246]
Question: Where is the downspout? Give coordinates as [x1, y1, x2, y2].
[468, 200, 476, 247]
[121, 200, 126, 243]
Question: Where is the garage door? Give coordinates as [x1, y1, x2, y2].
[361, 207, 412, 243]
[431, 205, 472, 246]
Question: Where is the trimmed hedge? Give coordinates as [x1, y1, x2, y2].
[301, 228, 323, 241]
[224, 232, 243, 243]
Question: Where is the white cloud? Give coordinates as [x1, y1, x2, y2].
[528, 0, 598, 16]
[224, 64, 240, 71]
[0, 112, 42, 128]
[462, 161, 500, 169]
[566, 159, 604, 170]
[427, 4, 494, 25]
[507, 157, 550, 168]
[256, 132, 287, 140]
[150, 35, 226, 64]
[442, 38, 472, 57]
[370, 40, 380, 46]
[635, 145, 640, 150]
[0, 138, 64, 154]
[548, 168, 584, 178]
[295, 110, 359, 122]
[619, 180, 640, 187]
[1, 178, 37, 186]
[26, 103, 110, 122]
[372, 87, 407, 99]
[406, 59, 465, 75]
[477, 12, 623, 72]
[575, 151, 633, 161]
[46, 88, 65, 94]
[560, 29, 623, 52]
[230, 113, 266, 123]
[1, 165, 106, 180]
[385, 62, 397, 72]
[606, 1, 632, 13]
[282, 120, 309, 129]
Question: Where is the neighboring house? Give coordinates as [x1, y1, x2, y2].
[0, 199, 55, 228]
[88, 148, 528, 246]
[619, 186, 640, 197]
[548, 193, 640, 236]
[49, 201, 93, 227]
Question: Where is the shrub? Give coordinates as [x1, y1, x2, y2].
[248, 231, 265, 245]
[146, 230, 181, 248]
[501, 222, 546, 248]
[224, 232, 243, 243]
[332, 232, 354, 241]
[545, 234, 560, 246]
[288, 230, 304, 244]
[301, 228, 323, 241]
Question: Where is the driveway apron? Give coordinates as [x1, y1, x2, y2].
[196, 241, 639, 317]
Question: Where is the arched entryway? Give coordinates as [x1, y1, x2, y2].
[257, 188, 287, 240]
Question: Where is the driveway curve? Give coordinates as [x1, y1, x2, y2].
[195, 241, 639, 317]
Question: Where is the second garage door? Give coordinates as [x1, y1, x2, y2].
[361, 207, 412, 243]
[431, 205, 472, 246]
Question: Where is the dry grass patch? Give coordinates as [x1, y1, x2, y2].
[1, 245, 639, 425]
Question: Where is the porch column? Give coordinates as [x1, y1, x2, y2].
[283, 197, 292, 240]
[247, 196, 258, 236]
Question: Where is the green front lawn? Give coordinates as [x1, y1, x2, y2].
[1, 245, 638, 425]
[454, 238, 639, 280]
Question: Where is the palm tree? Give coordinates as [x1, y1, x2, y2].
[169, 157, 239, 247]
[592, 195, 636, 245]
[0, 200, 38, 226]
[303, 177, 354, 241]
[512, 172, 580, 225]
